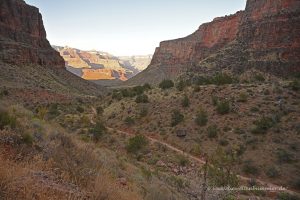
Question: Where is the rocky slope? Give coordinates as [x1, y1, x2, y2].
[126, 0, 300, 85]
[54, 46, 151, 82]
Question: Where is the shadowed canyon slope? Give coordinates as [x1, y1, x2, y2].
[0, 0, 104, 95]
[53, 46, 151, 83]
[126, 0, 300, 85]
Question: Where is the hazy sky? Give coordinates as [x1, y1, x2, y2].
[25, 0, 246, 56]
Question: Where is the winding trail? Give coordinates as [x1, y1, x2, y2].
[107, 127, 299, 196]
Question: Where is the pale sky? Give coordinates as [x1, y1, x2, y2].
[25, 0, 246, 56]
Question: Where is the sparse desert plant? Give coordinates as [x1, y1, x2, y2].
[265, 167, 280, 178]
[176, 155, 189, 166]
[142, 83, 152, 90]
[212, 96, 219, 106]
[277, 192, 300, 200]
[195, 109, 208, 126]
[124, 116, 135, 126]
[289, 80, 300, 91]
[135, 94, 149, 103]
[89, 121, 106, 141]
[207, 125, 218, 138]
[193, 85, 200, 92]
[76, 106, 84, 113]
[254, 73, 265, 82]
[181, 95, 190, 107]
[159, 79, 174, 89]
[276, 149, 295, 164]
[21, 132, 34, 145]
[176, 80, 186, 91]
[139, 106, 148, 118]
[216, 100, 231, 115]
[0, 110, 16, 129]
[238, 92, 248, 102]
[251, 116, 274, 134]
[36, 106, 48, 120]
[242, 160, 260, 175]
[126, 135, 148, 154]
[171, 110, 184, 127]
[211, 73, 236, 85]
[48, 103, 59, 117]
[207, 148, 239, 187]
[96, 106, 104, 116]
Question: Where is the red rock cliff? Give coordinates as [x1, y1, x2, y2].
[0, 0, 64, 66]
[131, 0, 300, 85]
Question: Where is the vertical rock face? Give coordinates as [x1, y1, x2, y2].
[0, 0, 64, 66]
[127, 0, 300, 85]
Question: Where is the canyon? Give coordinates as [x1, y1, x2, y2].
[53, 46, 151, 83]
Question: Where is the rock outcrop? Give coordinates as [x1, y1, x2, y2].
[126, 0, 300, 85]
[0, 0, 64, 66]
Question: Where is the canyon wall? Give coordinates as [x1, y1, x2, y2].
[127, 0, 300, 85]
[0, 0, 64, 66]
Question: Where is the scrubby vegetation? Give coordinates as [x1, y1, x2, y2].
[171, 110, 184, 126]
[195, 109, 208, 126]
[126, 135, 148, 154]
[159, 79, 174, 89]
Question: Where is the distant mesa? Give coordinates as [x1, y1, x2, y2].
[53, 46, 152, 82]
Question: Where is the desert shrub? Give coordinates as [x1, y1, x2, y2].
[0, 111, 16, 130]
[139, 107, 148, 118]
[212, 96, 219, 106]
[124, 116, 135, 126]
[96, 106, 104, 116]
[126, 135, 148, 154]
[238, 92, 248, 102]
[76, 106, 84, 113]
[216, 100, 231, 115]
[48, 104, 59, 117]
[135, 94, 149, 103]
[289, 80, 300, 91]
[265, 167, 280, 178]
[193, 85, 200, 92]
[219, 139, 229, 146]
[254, 74, 265, 82]
[159, 79, 174, 89]
[195, 109, 208, 126]
[0, 89, 9, 97]
[176, 80, 186, 91]
[89, 122, 106, 141]
[276, 149, 295, 164]
[212, 73, 236, 85]
[207, 125, 218, 138]
[142, 83, 152, 90]
[181, 95, 190, 107]
[112, 91, 123, 100]
[277, 192, 300, 200]
[171, 110, 184, 127]
[176, 155, 189, 166]
[250, 106, 259, 113]
[243, 160, 259, 175]
[133, 86, 145, 95]
[36, 106, 48, 120]
[251, 116, 274, 134]
[21, 132, 34, 145]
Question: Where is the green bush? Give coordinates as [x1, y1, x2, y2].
[254, 74, 265, 82]
[289, 80, 300, 91]
[177, 155, 189, 166]
[171, 110, 184, 127]
[176, 80, 186, 91]
[126, 135, 148, 154]
[216, 100, 230, 115]
[135, 94, 149, 103]
[124, 116, 135, 126]
[0, 111, 16, 129]
[21, 133, 34, 145]
[143, 83, 152, 90]
[207, 125, 218, 138]
[212, 73, 235, 85]
[212, 96, 219, 106]
[89, 122, 106, 141]
[181, 95, 190, 108]
[251, 116, 274, 134]
[159, 79, 174, 89]
[195, 109, 208, 126]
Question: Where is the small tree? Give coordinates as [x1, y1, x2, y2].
[171, 110, 184, 127]
[89, 122, 106, 141]
[126, 135, 148, 154]
[207, 125, 218, 138]
[216, 100, 230, 115]
[159, 79, 174, 89]
[181, 95, 190, 108]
